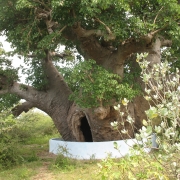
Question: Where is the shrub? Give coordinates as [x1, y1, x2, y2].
[98, 53, 180, 179]
[0, 109, 57, 169]
[15, 110, 57, 142]
[0, 112, 23, 169]
[61, 59, 140, 108]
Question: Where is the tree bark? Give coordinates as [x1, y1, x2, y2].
[1, 35, 171, 142]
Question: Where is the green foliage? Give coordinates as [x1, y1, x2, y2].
[0, 112, 23, 169]
[22, 58, 48, 90]
[137, 54, 180, 145]
[97, 152, 169, 180]
[0, 110, 57, 169]
[123, 58, 142, 92]
[106, 54, 180, 180]
[16, 110, 57, 142]
[0, 48, 19, 83]
[52, 154, 77, 171]
[0, 0, 179, 109]
[0, 0, 179, 55]
[0, 47, 20, 111]
[51, 145, 78, 171]
[0, 93, 20, 112]
[61, 60, 139, 108]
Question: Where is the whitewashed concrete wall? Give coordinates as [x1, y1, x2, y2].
[49, 138, 137, 159]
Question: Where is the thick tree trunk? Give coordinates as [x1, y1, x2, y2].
[63, 37, 168, 142]
[5, 36, 172, 142]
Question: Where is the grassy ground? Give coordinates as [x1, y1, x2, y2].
[0, 111, 100, 180]
[0, 140, 100, 180]
[0, 111, 179, 180]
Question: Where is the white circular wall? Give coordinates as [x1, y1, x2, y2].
[49, 138, 137, 159]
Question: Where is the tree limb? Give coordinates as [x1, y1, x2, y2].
[71, 18, 115, 41]
[153, 6, 164, 24]
[27, 51, 68, 59]
[41, 51, 73, 91]
[160, 38, 172, 47]
[50, 52, 69, 59]
[33, 0, 51, 11]
[95, 18, 113, 35]
[0, 89, 8, 95]
[120, 24, 171, 59]
[11, 101, 35, 117]
[9, 82, 47, 104]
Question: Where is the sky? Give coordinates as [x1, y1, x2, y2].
[0, 36, 11, 51]
[0, 36, 23, 68]
[0, 35, 26, 83]
[0, 36, 49, 114]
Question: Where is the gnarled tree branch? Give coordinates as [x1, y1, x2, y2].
[95, 17, 116, 40]
[12, 101, 35, 117]
[50, 51, 69, 59]
[0, 89, 8, 95]
[120, 26, 172, 59]
[27, 51, 68, 59]
[72, 20, 115, 41]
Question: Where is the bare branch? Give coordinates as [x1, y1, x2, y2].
[50, 52, 68, 59]
[80, 29, 115, 41]
[153, 6, 164, 24]
[95, 18, 112, 35]
[11, 101, 34, 117]
[95, 18, 116, 41]
[59, 25, 67, 33]
[120, 30, 172, 59]
[27, 51, 68, 59]
[142, 24, 169, 44]
[0, 89, 8, 95]
[35, 8, 50, 19]
[160, 39, 172, 47]
[45, 19, 66, 34]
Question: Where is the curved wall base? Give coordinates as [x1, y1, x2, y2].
[49, 138, 137, 160]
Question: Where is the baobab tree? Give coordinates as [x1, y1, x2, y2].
[0, 0, 180, 141]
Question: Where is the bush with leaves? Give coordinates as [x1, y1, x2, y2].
[0, 109, 57, 169]
[0, 112, 23, 169]
[0, 46, 20, 111]
[97, 54, 180, 179]
[60, 59, 140, 108]
[15, 110, 57, 142]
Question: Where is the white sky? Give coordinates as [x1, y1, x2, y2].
[0, 36, 23, 68]
[0, 35, 71, 83]
[0, 36, 11, 51]
[0, 36, 49, 114]
[0, 36, 26, 82]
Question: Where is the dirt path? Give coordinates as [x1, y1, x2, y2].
[31, 152, 57, 180]
[31, 162, 55, 180]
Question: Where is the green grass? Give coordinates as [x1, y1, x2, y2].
[23, 134, 59, 145]
[0, 141, 100, 180]
[0, 162, 41, 180]
[0, 110, 100, 180]
[0, 110, 179, 180]
[1, 138, 178, 180]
